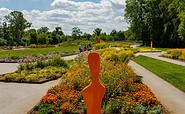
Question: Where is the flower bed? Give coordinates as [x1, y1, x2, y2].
[136, 47, 161, 53]
[94, 42, 131, 50]
[0, 56, 69, 83]
[31, 52, 162, 114]
[99, 48, 135, 63]
[0, 66, 67, 83]
[162, 49, 185, 61]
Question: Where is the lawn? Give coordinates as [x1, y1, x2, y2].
[0, 46, 78, 59]
[133, 55, 185, 92]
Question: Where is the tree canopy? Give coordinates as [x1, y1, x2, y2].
[125, 0, 185, 47]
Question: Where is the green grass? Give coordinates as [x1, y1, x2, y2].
[0, 46, 78, 59]
[133, 55, 185, 92]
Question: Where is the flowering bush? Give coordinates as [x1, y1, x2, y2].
[100, 48, 135, 63]
[162, 49, 185, 61]
[33, 52, 162, 113]
[94, 42, 131, 50]
[94, 43, 109, 50]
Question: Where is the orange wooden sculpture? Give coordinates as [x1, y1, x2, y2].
[82, 51, 106, 114]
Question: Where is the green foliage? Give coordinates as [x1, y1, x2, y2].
[72, 27, 82, 40]
[5, 66, 67, 82]
[0, 38, 7, 46]
[37, 33, 49, 44]
[93, 28, 102, 36]
[4, 11, 31, 45]
[37, 27, 49, 34]
[172, 51, 181, 59]
[125, 0, 185, 47]
[36, 60, 46, 69]
[18, 56, 68, 70]
[148, 105, 162, 114]
[104, 99, 122, 113]
[47, 57, 69, 68]
[134, 104, 146, 114]
[39, 104, 56, 114]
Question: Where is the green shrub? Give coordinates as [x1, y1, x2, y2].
[172, 52, 181, 59]
[25, 62, 35, 70]
[18, 63, 26, 71]
[10, 55, 20, 60]
[36, 60, 46, 69]
[47, 57, 68, 68]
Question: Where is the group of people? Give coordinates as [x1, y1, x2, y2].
[79, 44, 92, 53]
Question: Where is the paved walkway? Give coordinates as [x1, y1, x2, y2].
[129, 52, 185, 114]
[0, 54, 78, 114]
[136, 52, 185, 66]
[0, 79, 60, 114]
[0, 63, 19, 75]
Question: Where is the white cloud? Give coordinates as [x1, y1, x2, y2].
[1, 0, 129, 35]
[0, 8, 12, 22]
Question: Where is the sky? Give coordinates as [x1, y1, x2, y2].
[0, 0, 129, 35]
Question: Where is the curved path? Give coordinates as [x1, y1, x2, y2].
[136, 52, 185, 66]
[0, 55, 78, 114]
[0, 63, 19, 75]
[129, 52, 185, 114]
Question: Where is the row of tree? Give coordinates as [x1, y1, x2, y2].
[0, 11, 125, 46]
[125, 0, 185, 47]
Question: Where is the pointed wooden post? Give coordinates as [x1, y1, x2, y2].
[82, 51, 106, 114]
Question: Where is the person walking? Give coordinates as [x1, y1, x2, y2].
[79, 45, 83, 53]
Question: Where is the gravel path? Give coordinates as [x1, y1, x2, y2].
[0, 54, 78, 114]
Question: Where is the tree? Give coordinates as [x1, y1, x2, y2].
[72, 27, 82, 40]
[110, 29, 117, 37]
[82, 32, 91, 40]
[37, 33, 49, 44]
[23, 29, 37, 45]
[114, 31, 125, 41]
[93, 28, 102, 36]
[4, 11, 31, 45]
[50, 27, 64, 44]
[125, 0, 146, 45]
[2, 22, 12, 45]
[55, 27, 64, 36]
[37, 27, 49, 34]
[168, 0, 185, 41]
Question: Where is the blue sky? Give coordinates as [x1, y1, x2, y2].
[0, 0, 128, 35]
[0, 0, 53, 11]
